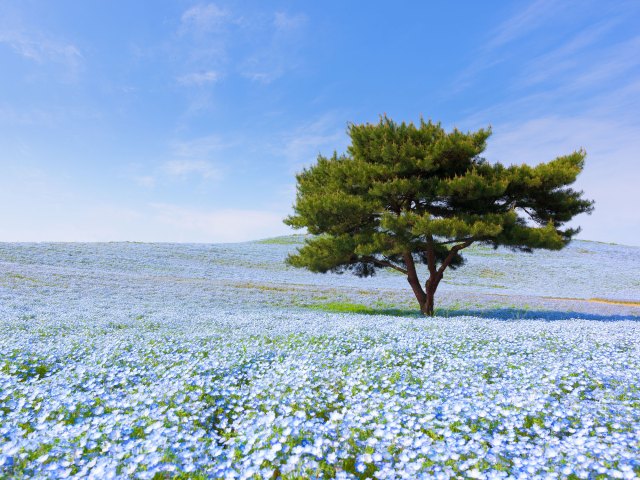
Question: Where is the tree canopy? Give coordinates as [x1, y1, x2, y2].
[285, 117, 594, 315]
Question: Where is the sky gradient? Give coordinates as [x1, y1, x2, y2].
[1, 1, 639, 244]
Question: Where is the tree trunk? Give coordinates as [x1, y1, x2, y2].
[404, 252, 428, 315]
[424, 287, 435, 316]
[407, 277, 427, 309]
[423, 274, 441, 316]
[407, 275, 427, 314]
[408, 275, 440, 316]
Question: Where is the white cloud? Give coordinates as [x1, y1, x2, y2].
[452, 0, 640, 245]
[0, 30, 81, 62]
[453, 0, 640, 247]
[451, 0, 633, 94]
[0, 162, 286, 242]
[566, 36, 640, 90]
[162, 160, 219, 179]
[0, 166, 143, 242]
[239, 60, 286, 84]
[126, 135, 228, 187]
[482, 114, 640, 246]
[0, 205, 146, 242]
[451, 0, 565, 91]
[150, 204, 291, 242]
[170, 134, 226, 161]
[0, 175, 291, 240]
[134, 175, 156, 188]
[0, 106, 55, 126]
[280, 114, 348, 170]
[485, 0, 568, 50]
[274, 12, 307, 31]
[518, 20, 618, 87]
[0, 30, 82, 76]
[174, 5, 307, 86]
[177, 70, 220, 86]
[239, 10, 307, 83]
[175, 3, 230, 69]
[180, 3, 228, 34]
[453, 0, 640, 246]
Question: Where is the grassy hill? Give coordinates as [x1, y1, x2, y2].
[0, 239, 638, 478]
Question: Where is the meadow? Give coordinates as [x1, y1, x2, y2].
[0, 238, 639, 479]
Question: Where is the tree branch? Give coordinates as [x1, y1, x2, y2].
[435, 237, 476, 245]
[361, 256, 408, 274]
[403, 252, 426, 304]
[437, 240, 473, 275]
[519, 206, 540, 223]
[425, 235, 437, 278]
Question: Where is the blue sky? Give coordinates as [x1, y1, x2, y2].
[1, 1, 639, 244]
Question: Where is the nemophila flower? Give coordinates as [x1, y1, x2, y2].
[0, 242, 639, 478]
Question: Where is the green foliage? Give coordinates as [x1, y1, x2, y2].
[256, 235, 307, 245]
[284, 116, 593, 314]
[302, 301, 418, 317]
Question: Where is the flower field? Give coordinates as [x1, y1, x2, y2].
[1, 239, 639, 479]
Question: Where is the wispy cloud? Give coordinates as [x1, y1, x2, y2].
[239, 12, 306, 83]
[460, 57, 640, 244]
[566, 35, 640, 90]
[162, 159, 219, 179]
[159, 134, 230, 181]
[449, 0, 640, 245]
[170, 134, 226, 160]
[174, 2, 230, 72]
[127, 134, 228, 187]
[133, 175, 157, 188]
[483, 113, 640, 244]
[0, 105, 102, 129]
[279, 114, 347, 170]
[150, 203, 289, 242]
[518, 20, 619, 87]
[452, 0, 640, 108]
[180, 3, 229, 35]
[0, 106, 55, 126]
[273, 12, 307, 32]
[452, 0, 590, 93]
[0, 30, 81, 63]
[177, 70, 220, 86]
[485, 0, 568, 50]
[0, 190, 290, 241]
[239, 58, 286, 83]
[173, 4, 308, 90]
[0, 30, 82, 77]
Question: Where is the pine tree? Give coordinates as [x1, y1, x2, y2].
[285, 117, 594, 315]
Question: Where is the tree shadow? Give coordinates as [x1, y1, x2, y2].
[302, 301, 639, 321]
[435, 307, 640, 322]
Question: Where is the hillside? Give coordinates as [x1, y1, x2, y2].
[1, 238, 638, 322]
[1, 240, 639, 478]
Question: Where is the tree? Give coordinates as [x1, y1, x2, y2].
[284, 117, 594, 316]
